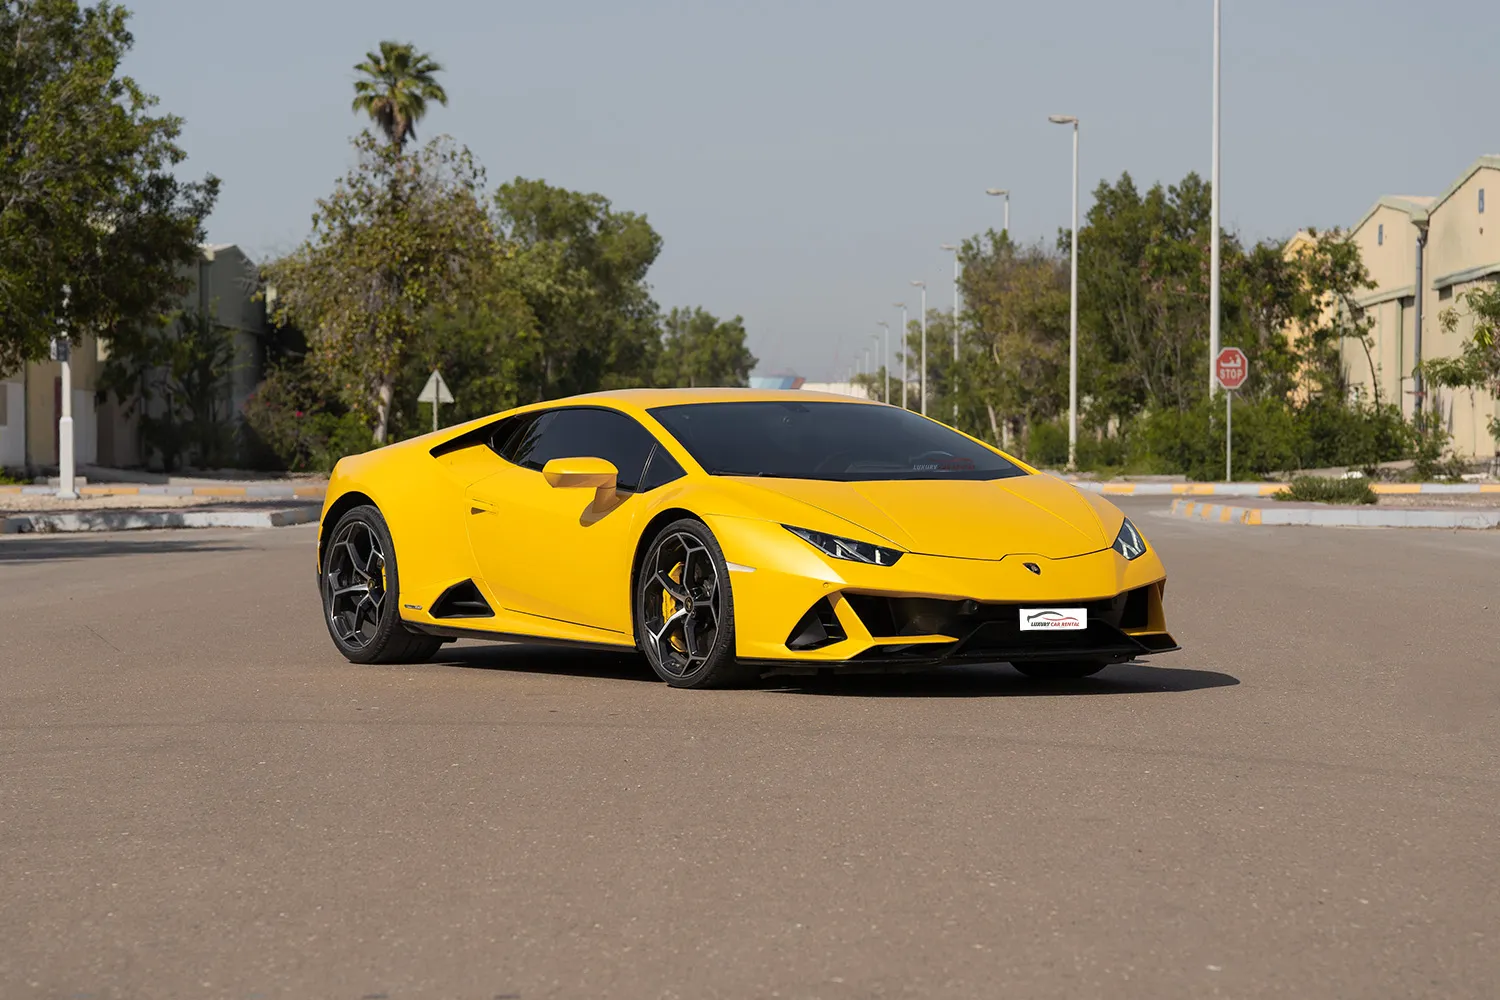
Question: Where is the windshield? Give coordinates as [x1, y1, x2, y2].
[647, 400, 1027, 482]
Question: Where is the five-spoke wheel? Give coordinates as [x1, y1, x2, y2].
[636, 519, 749, 688]
[319, 504, 442, 665]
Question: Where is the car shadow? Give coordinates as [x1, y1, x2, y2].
[432, 643, 1237, 696]
[0, 535, 253, 562]
[766, 662, 1239, 698]
[431, 642, 659, 682]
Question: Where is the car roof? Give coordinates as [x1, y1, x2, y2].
[559, 387, 882, 408]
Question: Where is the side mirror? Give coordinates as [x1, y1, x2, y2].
[542, 456, 618, 492]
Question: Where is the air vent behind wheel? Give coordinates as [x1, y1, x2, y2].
[430, 579, 494, 619]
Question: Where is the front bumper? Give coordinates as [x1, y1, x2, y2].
[705, 514, 1179, 668]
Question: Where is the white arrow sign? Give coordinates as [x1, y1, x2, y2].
[418, 370, 454, 432]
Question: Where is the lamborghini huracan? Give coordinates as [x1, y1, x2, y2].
[316, 388, 1178, 687]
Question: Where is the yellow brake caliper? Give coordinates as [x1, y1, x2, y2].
[661, 562, 687, 653]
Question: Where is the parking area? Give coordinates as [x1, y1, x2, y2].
[2, 499, 1497, 998]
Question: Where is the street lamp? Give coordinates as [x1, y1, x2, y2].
[1049, 113, 1080, 470]
[985, 188, 1011, 233]
[54, 284, 79, 499]
[911, 280, 928, 417]
[893, 302, 908, 409]
[941, 244, 961, 424]
[1208, 0, 1222, 397]
[876, 321, 890, 403]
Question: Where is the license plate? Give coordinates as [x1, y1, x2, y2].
[1020, 608, 1088, 631]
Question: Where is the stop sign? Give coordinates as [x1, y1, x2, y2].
[1215, 347, 1249, 391]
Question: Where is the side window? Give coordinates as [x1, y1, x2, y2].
[639, 445, 687, 492]
[490, 412, 547, 462]
[512, 408, 659, 492]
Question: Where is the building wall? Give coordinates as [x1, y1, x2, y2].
[1422, 163, 1500, 458]
[0, 378, 24, 468]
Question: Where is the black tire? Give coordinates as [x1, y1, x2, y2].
[320, 504, 442, 665]
[634, 518, 754, 689]
[1011, 659, 1112, 680]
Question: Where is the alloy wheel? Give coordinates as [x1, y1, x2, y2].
[641, 530, 722, 678]
[324, 518, 387, 650]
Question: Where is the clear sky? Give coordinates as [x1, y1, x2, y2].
[123, 0, 1497, 380]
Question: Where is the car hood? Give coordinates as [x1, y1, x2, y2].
[735, 473, 1115, 560]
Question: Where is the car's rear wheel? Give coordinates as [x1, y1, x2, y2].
[635, 519, 752, 688]
[1011, 659, 1112, 680]
[321, 504, 442, 665]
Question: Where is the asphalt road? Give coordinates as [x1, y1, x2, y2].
[2, 499, 1497, 999]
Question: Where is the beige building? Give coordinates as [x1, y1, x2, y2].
[0, 244, 266, 472]
[1338, 157, 1500, 458]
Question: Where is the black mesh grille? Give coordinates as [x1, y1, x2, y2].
[430, 579, 494, 619]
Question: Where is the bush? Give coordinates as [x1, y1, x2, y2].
[1025, 420, 1069, 469]
[1275, 475, 1377, 505]
[243, 365, 374, 473]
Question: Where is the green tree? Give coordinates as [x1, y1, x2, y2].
[656, 307, 756, 387]
[493, 178, 664, 400]
[1421, 283, 1500, 445]
[1288, 227, 1379, 401]
[956, 231, 1070, 450]
[351, 41, 448, 150]
[0, 0, 218, 373]
[98, 309, 238, 471]
[265, 132, 491, 444]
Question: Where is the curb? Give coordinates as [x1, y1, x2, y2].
[1165, 498, 1500, 530]
[1, 504, 322, 535]
[1069, 480, 1500, 497]
[0, 484, 326, 499]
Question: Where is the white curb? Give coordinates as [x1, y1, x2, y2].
[1164, 498, 1500, 529]
[1, 504, 321, 534]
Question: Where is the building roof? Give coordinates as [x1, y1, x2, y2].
[1350, 196, 1434, 237]
[1423, 155, 1500, 218]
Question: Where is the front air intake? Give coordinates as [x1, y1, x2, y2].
[785, 597, 847, 651]
[430, 579, 494, 619]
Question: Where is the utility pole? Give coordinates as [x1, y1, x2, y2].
[1209, 0, 1223, 398]
[894, 303, 908, 409]
[911, 281, 928, 416]
[54, 284, 78, 500]
[941, 244, 961, 425]
[1049, 114, 1080, 469]
[877, 321, 890, 403]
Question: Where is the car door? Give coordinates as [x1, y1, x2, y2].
[465, 406, 664, 637]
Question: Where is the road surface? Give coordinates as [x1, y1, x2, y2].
[2, 500, 1496, 998]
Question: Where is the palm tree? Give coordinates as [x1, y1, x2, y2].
[351, 41, 448, 149]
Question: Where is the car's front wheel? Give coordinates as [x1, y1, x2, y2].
[1011, 659, 1112, 680]
[321, 504, 442, 665]
[635, 519, 753, 688]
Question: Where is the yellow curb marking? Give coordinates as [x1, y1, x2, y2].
[1482, 484, 1500, 493]
[192, 487, 248, 496]
[1100, 484, 1135, 494]
[1373, 484, 1421, 494]
[1244, 509, 1262, 525]
[294, 486, 326, 497]
[80, 486, 140, 495]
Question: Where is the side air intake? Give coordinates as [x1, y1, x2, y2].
[785, 597, 847, 651]
[430, 579, 494, 619]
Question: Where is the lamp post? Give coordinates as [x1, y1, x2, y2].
[985, 188, 1011, 234]
[941, 244, 961, 424]
[893, 302, 908, 409]
[910, 281, 928, 416]
[1049, 113, 1080, 470]
[876, 323, 890, 403]
[54, 284, 78, 499]
[1208, 0, 1222, 398]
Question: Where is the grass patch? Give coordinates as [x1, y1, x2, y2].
[0, 468, 27, 486]
[1274, 475, 1377, 505]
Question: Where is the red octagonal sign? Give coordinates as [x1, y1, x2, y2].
[1216, 347, 1249, 391]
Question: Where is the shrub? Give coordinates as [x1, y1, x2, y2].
[243, 365, 374, 473]
[1025, 420, 1069, 469]
[1275, 475, 1377, 505]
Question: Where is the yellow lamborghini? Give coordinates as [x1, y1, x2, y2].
[317, 388, 1178, 687]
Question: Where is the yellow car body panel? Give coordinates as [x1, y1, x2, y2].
[318, 388, 1176, 667]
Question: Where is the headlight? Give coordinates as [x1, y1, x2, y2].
[1112, 517, 1147, 560]
[784, 525, 904, 566]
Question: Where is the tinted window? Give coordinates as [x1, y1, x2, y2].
[639, 445, 687, 492]
[511, 408, 659, 492]
[647, 401, 1025, 482]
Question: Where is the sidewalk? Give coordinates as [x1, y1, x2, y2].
[1067, 480, 1500, 497]
[1164, 497, 1500, 530]
[0, 482, 326, 499]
